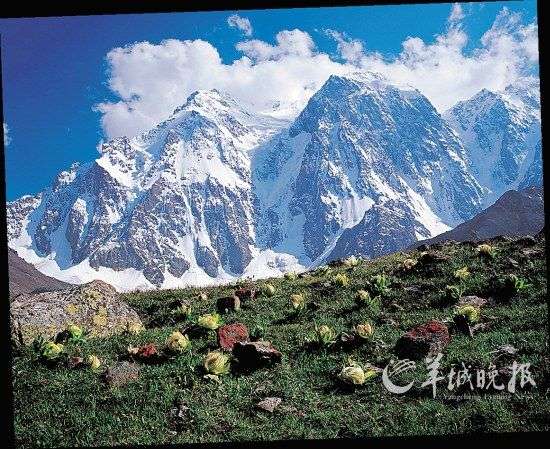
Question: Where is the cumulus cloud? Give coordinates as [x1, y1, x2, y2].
[325, 30, 365, 64]
[449, 3, 465, 24]
[3, 123, 10, 147]
[227, 14, 253, 37]
[96, 4, 539, 139]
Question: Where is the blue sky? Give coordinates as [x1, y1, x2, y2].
[0, 1, 538, 201]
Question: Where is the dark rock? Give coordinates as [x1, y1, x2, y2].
[453, 314, 473, 337]
[234, 288, 256, 302]
[256, 397, 282, 413]
[418, 252, 449, 265]
[218, 323, 249, 351]
[395, 320, 450, 360]
[67, 356, 85, 369]
[233, 340, 282, 369]
[216, 295, 241, 313]
[103, 361, 140, 387]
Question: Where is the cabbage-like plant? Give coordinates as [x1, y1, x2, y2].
[503, 274, 531, 294]
[126, 321, 143, 335]
[204, 351, 231, 375]
[343, 256, 360, 268]
[290, 293, 306, 311]
[316, 265, 332, 276]
[338, 366, 366, 385]
[445, 284, 465, 302]
[333, 273, 350, 287]
[402, 258, 418, 270]
[455, 304, 481, 324]
[370, 274, 390, 296]
[67, 324, 84, 342]
[262, 283, 276, 297]
[42, 342, 64, 361]
[173, 301, 192, 319]
[355, 290, 381, 316]
[284, 272, 298, 281]
[87, 354, 101, 370]
[166, 331, 191, 353]
[315, 324, 336, 346]
[355, 322, 374, 340]
[197, 313, 222, 330]
[476, 243, 496, 258]
[454, 266, 470, 280]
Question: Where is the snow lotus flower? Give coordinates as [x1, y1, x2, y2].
[166, 331, 190, 353]
[338, 366, 366, 385]
[344, 256, 360, 268]
[67, 324, 83, 340]
[456, 304, 480, 323]
[262, 283, 276, 297]
[290, 293, 306, 311]
[355, 289, 371, 304]
[333, 273, 350, 287]
[126, 321, 143, 335]
[204, 351, 231, 375]
[284, 272, 298, 281]
[316, 325, 336, 345]
[87, 354, 101, 370]
[197, 313, 222, 330]
[402, 258, 418, 270]
[454, 267, 470, 280]
[42, 342, 64, 360]
[476, 243, 495, 258]
[174, 302, 192, 319]
[355, 322, 374, 340]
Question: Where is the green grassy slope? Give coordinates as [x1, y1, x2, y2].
[12, 235, 550, 447]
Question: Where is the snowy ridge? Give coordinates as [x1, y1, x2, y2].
[7, 73, 542, 291]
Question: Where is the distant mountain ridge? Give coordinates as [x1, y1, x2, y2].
[412, 186, 544, 247]
[6, 72, 542, 291]
[8, 249, 70, 298]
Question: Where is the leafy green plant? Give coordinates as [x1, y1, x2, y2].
[166, 331, 191, 353]
[355, 289, 381, 316]
[370, 274, 390, 296]
[284, 272, 298, 281]
[204, 351, 231, 376]
[476, 243, 496, 259]
[454, 304, 480, 324]
[333, 273, 350, 287]
[314, 324, 336, 346]
[343, 255, 360, 268]
[445, 284, 465, 302]
[197, 313, 222, 330]
[290, 293, 306, 311]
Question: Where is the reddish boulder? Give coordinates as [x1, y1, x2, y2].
[395, 320, 450, 360]
[233, 340, 282, 369]
[217, 295, 241, 313]
[217, 323, 249, 351]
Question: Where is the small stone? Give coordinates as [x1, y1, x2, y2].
[216, 295, 241, 313]
[234, 288, 255, 302]
[217, 323, 249, 351]
[453, 314, 473, 337]
[419, 252, 449, 265]
[233, 340, 282, 369]
[458, 295, 488, 308]
[257, 397, 282, 413]
[395, 320, 450, 360]
[67, 356, 84, 369]
[103, 361, 140, 387]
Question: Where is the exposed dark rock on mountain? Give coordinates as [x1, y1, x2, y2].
[413, 186, 544, 247]
[8, 248, 70, 298]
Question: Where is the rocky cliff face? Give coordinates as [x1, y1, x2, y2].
[6, 73, 542, 290]
[444, 78, 541, 206]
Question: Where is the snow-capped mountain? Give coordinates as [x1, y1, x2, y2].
[444, 77, 542, 206]
[253, 73, 483, 265]
[7, 73, 542, 291]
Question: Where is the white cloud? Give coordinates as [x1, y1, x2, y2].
[227, 14, 253, 37]
[96, 5, 539, 139]
[449, 3, 465, 24]
[3, 123, 10, 147]
[325, 30, 365, 64]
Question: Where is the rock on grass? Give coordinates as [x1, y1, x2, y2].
[394, 320, 450, 360]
